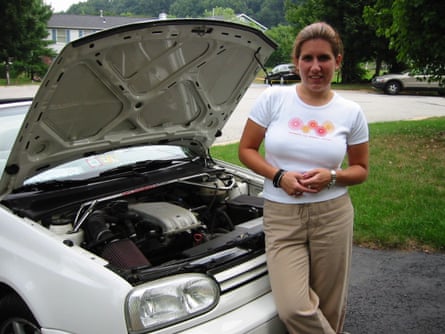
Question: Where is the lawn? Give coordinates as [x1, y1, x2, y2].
[211, 117, 445, 252]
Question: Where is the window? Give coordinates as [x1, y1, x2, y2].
[56, 29, 67, 43]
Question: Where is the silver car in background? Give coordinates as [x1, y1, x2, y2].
[372, 71, 445, 95]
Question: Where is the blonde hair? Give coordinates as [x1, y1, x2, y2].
[292, 22, 344, 62]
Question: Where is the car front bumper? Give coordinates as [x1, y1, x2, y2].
[371, 79, 385, 89]
[178, 292, 286, 334]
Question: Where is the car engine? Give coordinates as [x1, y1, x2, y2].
[38, 171, 264, 273]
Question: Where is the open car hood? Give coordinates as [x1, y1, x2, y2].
[1, 19, 276, 195]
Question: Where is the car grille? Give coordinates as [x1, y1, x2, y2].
[211, 253, 268, 293]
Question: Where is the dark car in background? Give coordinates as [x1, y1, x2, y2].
[264, 63, 300, 84]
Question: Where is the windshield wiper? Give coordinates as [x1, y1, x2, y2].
[13, 157, 201, 192]
[99, 157, 198, 177]
[13, 179, 94, 192]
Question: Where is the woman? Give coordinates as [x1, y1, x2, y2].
[238, 22, 369, 334]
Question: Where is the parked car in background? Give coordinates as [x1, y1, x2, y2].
[371, 71, 445, 95]
[264, 63, 300, 84]
[0, 19, 287, 334]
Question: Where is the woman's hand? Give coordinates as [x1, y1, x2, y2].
[279, 171, 318, 196]
[298, 168, 332, 192]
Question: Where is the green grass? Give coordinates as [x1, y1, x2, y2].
[211, 117, 445, 252]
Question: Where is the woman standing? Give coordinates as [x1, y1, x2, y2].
[238, 22, 369, 334]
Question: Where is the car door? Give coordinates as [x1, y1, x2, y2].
[405, 73, 439, 89]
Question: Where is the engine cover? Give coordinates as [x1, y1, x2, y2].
[130, 202, 201, 236]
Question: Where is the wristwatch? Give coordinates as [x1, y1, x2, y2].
[327, 169, 337, 189]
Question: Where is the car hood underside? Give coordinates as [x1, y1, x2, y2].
[1, 19, 276, 195]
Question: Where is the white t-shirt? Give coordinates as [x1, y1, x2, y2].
[249, 85, 369, 203]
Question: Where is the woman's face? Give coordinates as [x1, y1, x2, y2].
[295, 38, 342, 94]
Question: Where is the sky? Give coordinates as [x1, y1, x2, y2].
[44, 0, 84, 12]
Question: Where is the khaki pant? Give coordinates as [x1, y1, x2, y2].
[263, 193, 353, 334]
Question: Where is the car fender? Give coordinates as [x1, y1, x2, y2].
[0, 205, 131, 334]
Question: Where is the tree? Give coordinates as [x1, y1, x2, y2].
[0, 0, 53, 84]
[169, 0, 205, 17]
[265, 24, 297, 66]
[363, 0, 407, 76]
[254, 0, 288, 28]
[285, 0, 378, 83]
[66, 0, 288, 27]
[365, 0, 445, 84]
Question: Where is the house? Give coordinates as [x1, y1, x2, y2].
[46, 12, 267, 54]
[46, 12, 155, 53]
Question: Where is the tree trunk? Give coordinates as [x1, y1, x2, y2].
[374, 56, 382, 77]
[5, 62, 10, 85]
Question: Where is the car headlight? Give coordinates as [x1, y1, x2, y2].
[125, 273, 220, 332]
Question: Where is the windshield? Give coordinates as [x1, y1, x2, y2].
[0, 103, 29, 174]
[24, 145, 193, 185]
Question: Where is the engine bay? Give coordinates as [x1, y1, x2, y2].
[25, 169, 265, 278]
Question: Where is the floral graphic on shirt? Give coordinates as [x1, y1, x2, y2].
[288, 117, 335, 137]
[288, 118, 304, 129]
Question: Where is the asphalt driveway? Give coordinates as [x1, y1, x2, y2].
[345, 246, 445, 333]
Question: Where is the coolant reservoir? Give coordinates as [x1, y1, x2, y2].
[49, 224, 84, 246]
[198, 177, 228, 201]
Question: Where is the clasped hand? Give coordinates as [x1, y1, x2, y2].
[279, 169, 331, 196]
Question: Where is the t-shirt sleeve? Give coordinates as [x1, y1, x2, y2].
[248, 87, 277, 128]
[348, 108, 369, 145]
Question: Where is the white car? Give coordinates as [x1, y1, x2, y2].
[0, 19, 287, 334]
[371, 71, 445, 95]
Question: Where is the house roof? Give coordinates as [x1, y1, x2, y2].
[48, 13, 154, 30]
[47, 13, 267, 33]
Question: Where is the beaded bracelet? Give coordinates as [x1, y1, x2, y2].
[272, 169, 285, 188]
